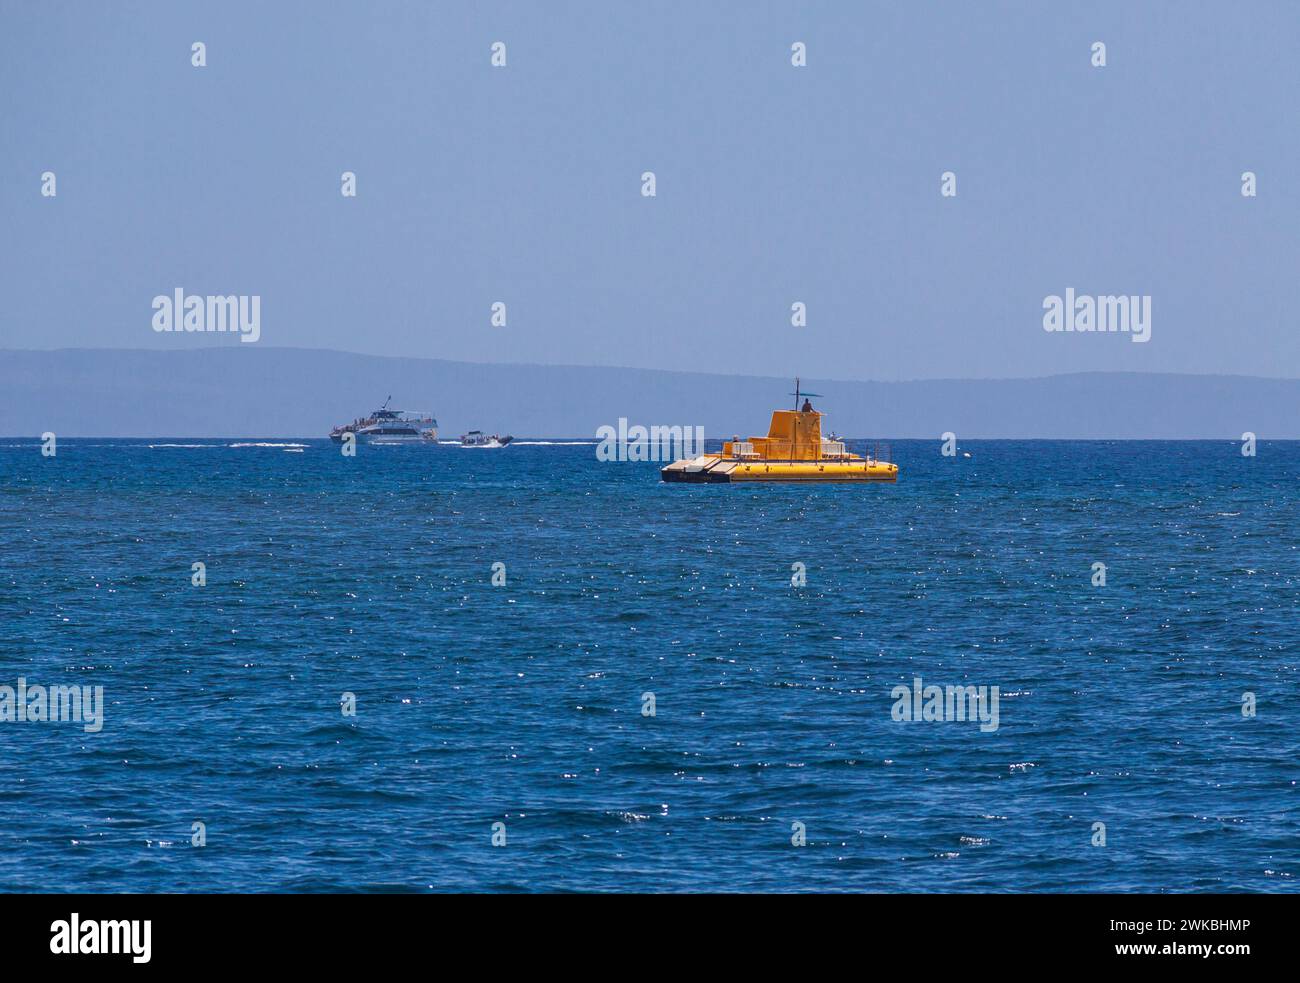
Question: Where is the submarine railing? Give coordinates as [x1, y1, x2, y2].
[720, 439, 893, 463]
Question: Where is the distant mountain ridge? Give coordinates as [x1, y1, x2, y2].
[2, 347, 1297, 439]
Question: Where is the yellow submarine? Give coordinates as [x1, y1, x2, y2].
[661, 380, 899, 483]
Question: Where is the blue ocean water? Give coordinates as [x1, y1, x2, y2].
[0, 438, 1296, 893]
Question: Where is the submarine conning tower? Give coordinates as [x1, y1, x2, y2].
[721, 407, 827, 461]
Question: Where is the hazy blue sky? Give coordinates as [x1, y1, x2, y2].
[3, 1, 1298, 380]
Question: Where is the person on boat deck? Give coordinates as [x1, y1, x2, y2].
[801, 398, 813, 413]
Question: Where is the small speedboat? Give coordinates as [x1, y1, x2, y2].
[459, 430, 513, 448]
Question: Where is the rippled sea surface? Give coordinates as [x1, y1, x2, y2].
[0, 439, 1296, 893]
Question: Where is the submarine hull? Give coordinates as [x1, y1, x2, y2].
[661, 458, 898, 483]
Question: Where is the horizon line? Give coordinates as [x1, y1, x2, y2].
[5, 436, 1295, 443]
